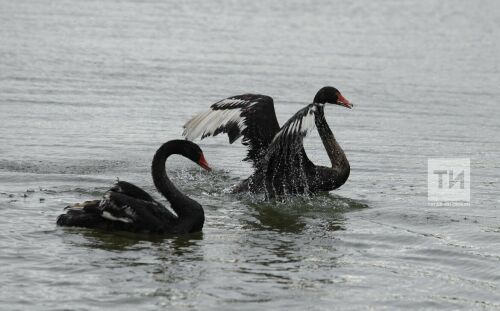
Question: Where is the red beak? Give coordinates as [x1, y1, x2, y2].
[337, 94, 353, 109]
[198, 153, 212, 171]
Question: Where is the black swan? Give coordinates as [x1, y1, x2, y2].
[56, 140, 211, 234]
[183, 86, 352, 197]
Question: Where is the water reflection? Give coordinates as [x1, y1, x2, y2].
[226, 193, 370, 293]
[58, 226, 206, 304]
[246, 204, 307, 233]
[167, 233, 204, 256]
[242, 193, 369, 233]
[61, 227, 203, 254]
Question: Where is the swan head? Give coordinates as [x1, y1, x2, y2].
[314, 86, 352, 109]
[181, 140, 212, 171]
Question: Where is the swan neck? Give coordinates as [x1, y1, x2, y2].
[314, 106, 349, 171]
[151, 141, 199, 217]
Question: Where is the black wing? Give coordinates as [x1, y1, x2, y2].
[57, 181, 178, 233]
[183, 94, 281, 166]
[266, 103, 318, 156]
[109, 181, 155, 202]
[99, 191, 177, 229]
[260, 104, 320, 195]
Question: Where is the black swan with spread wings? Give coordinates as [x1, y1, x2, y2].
[183, 86, 352, 197]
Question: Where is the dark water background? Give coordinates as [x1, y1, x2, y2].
[1, 0, 499, 309]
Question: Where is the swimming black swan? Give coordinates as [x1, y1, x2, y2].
[183, 86, 352, 197]
[56, 140, 211, 234]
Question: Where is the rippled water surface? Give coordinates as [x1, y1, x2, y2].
[1, 0, 499, 310]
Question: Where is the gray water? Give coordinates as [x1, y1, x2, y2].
[1, 0, 499, 310]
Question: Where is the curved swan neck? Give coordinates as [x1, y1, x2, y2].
[314, 105, 349, 171]
[151, 141, 201, 217]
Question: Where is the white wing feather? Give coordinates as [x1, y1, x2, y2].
[271, 104, 317, 144]
[183, 98, 254, 141]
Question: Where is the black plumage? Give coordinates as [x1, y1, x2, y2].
[57, 140, 210, 234]
[183, 86, 352, 197]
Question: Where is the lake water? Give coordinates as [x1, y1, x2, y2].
[1, 0, 499, 309]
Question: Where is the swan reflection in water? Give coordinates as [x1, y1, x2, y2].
[241, 193, 369, 234]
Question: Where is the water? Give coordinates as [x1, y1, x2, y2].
[1, 0, 499, 309]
